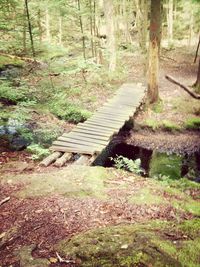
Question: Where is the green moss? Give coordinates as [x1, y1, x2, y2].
[0, 55, 24, 69]
[152, 100, 164, 113]
[128, 188, 164, 205]
[178, 219, 200, 239]
[185, 117, 200, 129]
[172, 199, 200, 216]
[56, 224, 182, 267]
[149, 152, 182, 179]
[162, 120, 181, 131]
[1, 166, 110, 199]
[18, 245, 49, 267]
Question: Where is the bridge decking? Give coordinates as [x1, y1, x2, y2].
[50, 83, 146, 155]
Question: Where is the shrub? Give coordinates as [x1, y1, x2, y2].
[26, 144, 50, 160]
[112, 155, 143, 174]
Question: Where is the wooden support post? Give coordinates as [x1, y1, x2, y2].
[73, 155, 92, 166]
[54, 152, 72, 167]
[40, 152, 63, 167]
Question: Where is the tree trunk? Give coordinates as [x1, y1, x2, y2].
[89, 0, 95, 57]
[24, 0, 35, 58]
[45, 8, 51, 43]
[23, 4, 27, 53]
[37, 9, 42, 44]
[135, 0, 148, 53]
[77, 0, 86, 60]
[194, 58, 200, 93]
[167, 0, 173, 46]
[104, 0, 116, 72]
[147, 0, 161, 104]
[59, 16, 63, 46]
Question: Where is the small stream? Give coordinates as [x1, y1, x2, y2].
[104, 143, 200, 182]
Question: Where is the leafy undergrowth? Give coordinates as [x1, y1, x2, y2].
[0, 166, 200, 266]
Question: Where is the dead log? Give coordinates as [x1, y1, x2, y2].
[40, 152, 63, 167]
[0, 52, 42, 64]
[54, 152, 72, 167]
[165, 75, 200, 99]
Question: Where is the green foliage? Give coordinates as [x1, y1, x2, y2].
[152, 100, 164, 113]
[112, 155, 142, 174]
[184, 117, 200, 129]
[50, 94, 92, 123]
[0, 81, 27, 103]
[149, 152, 182, 179]
[162, 120, 181, 132]
[26, 144, 50, 160]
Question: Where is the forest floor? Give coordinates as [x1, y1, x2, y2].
[0, 47, 200, 266]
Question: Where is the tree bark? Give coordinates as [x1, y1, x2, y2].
[167, 0, 173, 45]
[194, 58, 200, 93]
[59, 16, 63, 46]
[104, 0, 116, 72]
[147, 0, 161, 104]
[23, 4, 27, 53]
[24, 0, 35, 58]
[77, 0, 86, 60]
[45, 8, 51, 43]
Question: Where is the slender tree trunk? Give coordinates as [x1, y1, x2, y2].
[194, 58, 200, 93]
[59, 16, 63, 46]
[24, 0, 35, 58]
[147, 0, 162, 104]
[135, 0, 148, 53]
[93, 0, 97, 59]
[188, 10, 194, 47]
[104, 0, 116, 72]
[167, 0, 173, 45]
[89, 0, 95, 57]
[77, 0, 86, 60]
[45, 8, 51, 43]
[23, 4, 27, 53]
[37, 9, 42, 44]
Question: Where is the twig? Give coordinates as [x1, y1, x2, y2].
[165, 74, 200, 100]
[0, 197, 10, 207]
[56, 252, 76, 264]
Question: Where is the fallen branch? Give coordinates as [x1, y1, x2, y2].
[0, 197, 10, 207]
[165, 75, 200, 99]
[0, 52, 42, 64]
[56, 252, 76, 264]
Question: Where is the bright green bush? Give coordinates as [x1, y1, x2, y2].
[112, 155, 142, 174]
[26, 144, 50, 160]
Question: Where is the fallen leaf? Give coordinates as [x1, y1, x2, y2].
[49, 257, 58, 263]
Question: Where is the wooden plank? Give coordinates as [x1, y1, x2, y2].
[63, 132, 110, 141]
[50, 145, 96, 155]
[76, 124, 118, 133]
[88, 117, 126, 124]
[72, 128, 112, 137]
[53, 140, 104, 150]
[84, 119, 122, 129]
[96, 111, 133, 117]
[58, 136, 109, 146]
[81, 122, 121, 131]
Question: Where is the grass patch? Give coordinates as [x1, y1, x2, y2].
[185, 117, 200, 129]
[128, 187, 164, 205]
[1, 166, 110, 199]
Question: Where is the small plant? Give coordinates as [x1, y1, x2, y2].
[162, 120, 181, 131]
[112, 155, 143, 174]
[26, 144, 50, 160]
[152, 100, 164, 113]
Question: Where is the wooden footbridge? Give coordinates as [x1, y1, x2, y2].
[41, 83, 146, 167]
